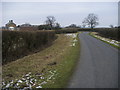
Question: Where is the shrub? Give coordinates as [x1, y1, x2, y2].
[2, 30, 56, 64]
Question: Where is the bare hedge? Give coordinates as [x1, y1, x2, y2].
[78, 28, 120, 41]
[78, 28, 93, 32]
[93, 28, 120, 41]
[2, 30, 56, 64]
[55, 28, 78, 34]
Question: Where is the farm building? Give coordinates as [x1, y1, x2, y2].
[4, 20, 38, 31]
[5, 20, 16, 30]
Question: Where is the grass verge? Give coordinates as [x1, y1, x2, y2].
[89, 32, 120, 49]
[2, 33, 80, 88]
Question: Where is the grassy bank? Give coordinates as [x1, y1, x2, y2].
[89, 32, 120, 49]
[2, 33, 80, 89]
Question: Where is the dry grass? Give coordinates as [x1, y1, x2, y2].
[3, 34, 72, 82]
[3, 33, 80, 88]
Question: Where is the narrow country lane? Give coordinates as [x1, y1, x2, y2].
[68, 32, 119, 88]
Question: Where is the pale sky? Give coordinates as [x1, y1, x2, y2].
[1, 1, 119, 27]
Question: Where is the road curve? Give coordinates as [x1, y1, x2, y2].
[67, 32, 119, 88]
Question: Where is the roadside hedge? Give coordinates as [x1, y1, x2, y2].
[93, 28, 120, 41]
[55, 28, 78, 34]
[2, 30, 56, 65]
[78, 28, 120, 41]
[78, 28, 93, 32]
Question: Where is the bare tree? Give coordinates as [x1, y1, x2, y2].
[55, 23, 61, 29]
[82, 20, 86, 28]
[82, 13, 99, 28]
[45, 16, 56, 29]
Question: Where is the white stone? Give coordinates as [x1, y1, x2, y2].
[36, 86, 42, 88]
[25, 73, 30, 76]
[18, 80, 23, 83]
[6, 83, 10, 88]
[27, 77, 30, 80]
[39, 81, 47, 85]
[10, 80, 14, 84]
[40, 77, 44, 79]
[73, 39, 77, 42]
[72, 43, 75, 46]
[16, 83, 19, 86]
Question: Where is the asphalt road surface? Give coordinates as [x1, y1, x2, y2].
[68, 32, 119, 88]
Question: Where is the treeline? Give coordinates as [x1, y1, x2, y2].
[2, 30, 56, 65]
[38, 16, 61, 30]
[38, 24, 61, 30]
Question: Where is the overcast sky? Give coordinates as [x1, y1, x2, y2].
[1, 1, 119, 27]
